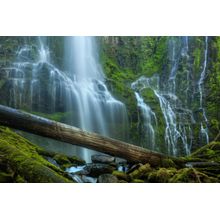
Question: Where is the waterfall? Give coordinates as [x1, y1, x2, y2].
[132, 74, 193, 156]
[4, 36, 128, 162]
[64, 36, 128, 161]
[131, 37, 195, 156]
[133, 91, 157, 150]
[198, 37, 209, 144]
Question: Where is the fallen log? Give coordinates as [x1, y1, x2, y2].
[0, 104, 180, 166]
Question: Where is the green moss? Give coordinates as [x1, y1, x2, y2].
[15, 175, 26, 183]
[131, 179, 145, 183]
[0, 126, 73, 183]
[161, 158, 177, 168]
[190, 142, 220, 162]
[0, 172, 13, 183]
[169, 168, 218, 183]
[69, 156, 85, 166]
[53, 154, 71, 165]
[112, 170, 130, 182]
[148, 168, 176, 183]
[129, 163, 152, 179]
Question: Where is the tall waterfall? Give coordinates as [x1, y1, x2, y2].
[3, 36, 128, 162]
[63, 37, 128, 161]
[132, 37, 209, 156]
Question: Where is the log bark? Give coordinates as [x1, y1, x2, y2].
[0, 104, 179, 165]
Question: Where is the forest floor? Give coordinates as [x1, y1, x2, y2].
[0, 126, 220, 183]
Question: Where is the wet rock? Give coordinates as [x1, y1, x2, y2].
[81, 175, 97, 183]
[91, 154, 115, 164]
[66, 165, 89, 175]
[85, 163, 116, 177]
[98, 174, 118, 183]
[70, 174, 84, 183]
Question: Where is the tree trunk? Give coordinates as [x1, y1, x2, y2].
[0, 104, 180, 166]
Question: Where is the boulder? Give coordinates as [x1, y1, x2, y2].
[91, 154, 115, 164]
[98, 174, 118, 183]
[84, 163, 116, 177]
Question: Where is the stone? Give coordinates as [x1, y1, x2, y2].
[91, 154, 115, 164]
[84, 163, 116, 177]
[98, 174, 118, 183]
[81, 175, 97, 183]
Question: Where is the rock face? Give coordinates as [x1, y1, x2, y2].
[91, 154, 115, 164]
[98, 174, 118, 183]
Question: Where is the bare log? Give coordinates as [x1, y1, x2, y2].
[0, 104, 180, 165]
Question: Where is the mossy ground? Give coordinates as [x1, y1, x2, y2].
[0, 126, 73, 182]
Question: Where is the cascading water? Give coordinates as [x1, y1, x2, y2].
[3, 36, 128, 162]
[133, 91, 157, 149]
[198, 36, 209, 144]
[63, 36, 128, 161]
[131, 37, 208, 156]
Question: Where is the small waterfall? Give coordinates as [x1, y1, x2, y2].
[132, 36, 210, 156]
[131, 37, 194, 156]
[133, 91, 157, 150]
[132, 74, 193, 156]
[198, 37, 209, 144]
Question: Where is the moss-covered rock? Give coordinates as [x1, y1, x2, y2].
[169, 168, 218, 183]
[161, 158, 177, 168]
[53, 154, 71, 166]
[69, 156, 86, 166]
[112, 170, 130, 182]
[148, 168, 176, 183]
[129, 163, 152, 179]
[131, 179, 145, 183]
[0, 126, 73, 183]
